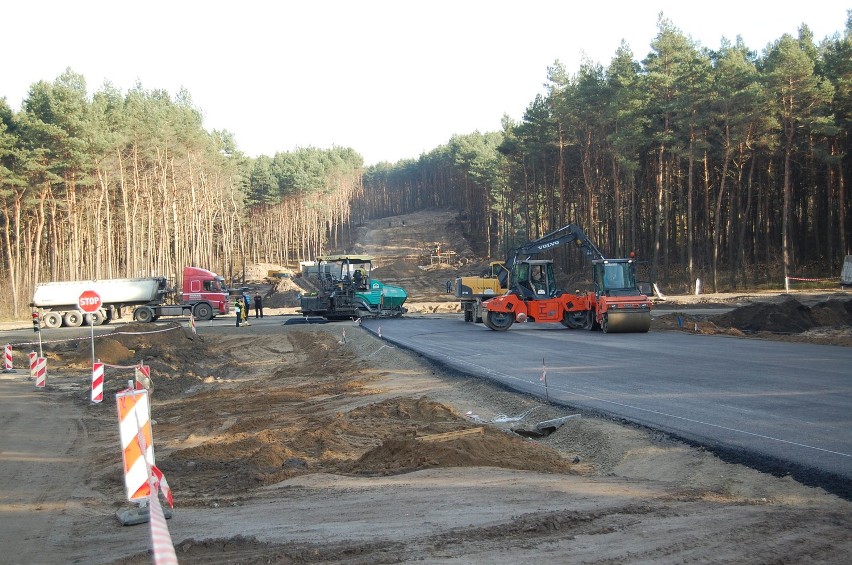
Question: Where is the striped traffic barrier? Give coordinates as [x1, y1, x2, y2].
[29, 352, 37, 379]
[34, 357, 46, 388]
[115, 388, 175, 535]
[135, 365, 151, 390]
[116, 388, 155, 502]
[92, 362, 104, 403]
[3, 344, 14, 373]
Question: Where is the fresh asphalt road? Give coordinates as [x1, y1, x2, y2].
[360, 316, 852, 495]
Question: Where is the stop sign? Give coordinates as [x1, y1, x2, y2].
[78, 290, 102, 313]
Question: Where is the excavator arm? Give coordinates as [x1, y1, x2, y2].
[507, 224, 604, 270]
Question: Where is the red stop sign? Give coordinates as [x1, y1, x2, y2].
[78, 290, 102, 313]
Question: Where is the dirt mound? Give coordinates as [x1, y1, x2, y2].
[713, 297, 852, 333]
[264, 276, 306, 308]
[151, 333, 577, 498]
[810, 299, 852, 326]
[372, 261, 423, 279]
[345, 430, 573, 476]
[46, 336, 135, 368]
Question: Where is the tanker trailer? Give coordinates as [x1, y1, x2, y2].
[31, 266, 230, 328]
[31, 277, 168, 328]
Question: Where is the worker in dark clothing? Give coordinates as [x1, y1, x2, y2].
[234, 299, 242, 327]
[254, 293, 263, 318]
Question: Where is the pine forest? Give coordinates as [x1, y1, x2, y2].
[1, 15, 850, 318]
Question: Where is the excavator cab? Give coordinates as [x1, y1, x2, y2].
[513, 260, 556, 299]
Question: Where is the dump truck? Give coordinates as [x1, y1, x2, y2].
[31, 266, 230, 328]
[299, 254, 407, 320]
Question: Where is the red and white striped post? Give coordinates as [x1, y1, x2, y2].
[3, 344, 14, 373]
[34, 357, 46, 389]
[135, 365, 151, 390]
[91, 362, 104, 403]
[29, 352, 37, 379]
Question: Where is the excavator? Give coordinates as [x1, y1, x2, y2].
[481, 224, 652, 333]
[455, 261, 510, 323]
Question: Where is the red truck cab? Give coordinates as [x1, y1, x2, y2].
[182, 266, 230, 315]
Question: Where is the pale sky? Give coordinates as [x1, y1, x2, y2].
[2, 1, 849, 165]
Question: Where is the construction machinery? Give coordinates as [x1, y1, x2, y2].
[455, 261, 510, 323]
[31, 266, 230, 328]
[299, 254, 408, 320]
[481, 224, 652, 333]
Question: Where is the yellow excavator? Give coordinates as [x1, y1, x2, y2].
[455, 261, 510, 323]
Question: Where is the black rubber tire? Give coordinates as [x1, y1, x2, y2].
[464, 309, 473, 323]
[194, 303, 213, 321]
[561, 311, 590, 329]
[89, 309, 107, 325]
[134, 307, 154, 323]
[63, 311, 84, 327]
[42, 311, 62, 329]
[484, 310, 514, 331]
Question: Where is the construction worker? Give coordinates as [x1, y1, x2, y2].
[234, 299, 242, 327]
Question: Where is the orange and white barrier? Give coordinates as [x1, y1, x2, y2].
[29, 352, 37, 378]
[34, 357, 46, 388]
[116, 388, 176, 560]
[92, 362, 104, 403]
[3, 344, 13, 372]
[117, 388, 155, 501]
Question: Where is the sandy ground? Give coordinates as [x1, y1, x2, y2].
[2, 321, 851, 564]
[1, 208, 850, 563]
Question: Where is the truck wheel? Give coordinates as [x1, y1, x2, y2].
[464, 310, 473, 323]
[484, 311, 514, 331]
[134, 307, 154, 323]
[89, 309, 107, 326]
[63, 311, 84, 327]
[193, 303, 213, 321]
[43, 312, 62, 329]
